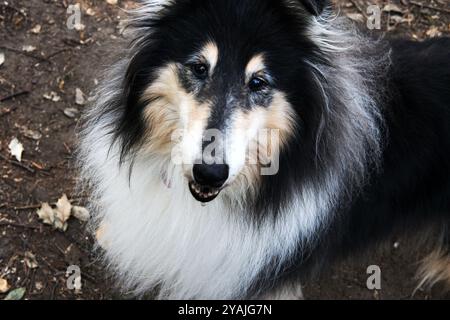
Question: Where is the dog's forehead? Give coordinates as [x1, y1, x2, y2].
[195, 42, 266, 75]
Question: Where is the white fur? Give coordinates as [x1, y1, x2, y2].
[79, 115, 332, 298]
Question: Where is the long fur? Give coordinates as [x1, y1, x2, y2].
[78, 0, 450, 299]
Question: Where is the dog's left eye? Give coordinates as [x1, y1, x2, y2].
[191, 63, 209, 79]
[248, 77, 268, 92]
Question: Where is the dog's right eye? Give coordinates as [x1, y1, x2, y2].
[191, 63, 209, 79]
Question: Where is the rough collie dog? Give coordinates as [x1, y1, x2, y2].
[78, 0, 450, 299]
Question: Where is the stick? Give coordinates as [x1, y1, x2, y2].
[0, 45, 49, 63]
[0, 90, 30, 102]
[0, 221, 40, 229]
[45, 48, 72, 60]
[0, 154, 36, 174]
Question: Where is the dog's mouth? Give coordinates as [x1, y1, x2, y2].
[188, 181, 221, 203]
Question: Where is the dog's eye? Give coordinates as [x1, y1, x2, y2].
[191, 63, 209, 79]
[248, 77, 268, 92]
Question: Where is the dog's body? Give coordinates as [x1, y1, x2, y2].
[79, 0, 450, 299]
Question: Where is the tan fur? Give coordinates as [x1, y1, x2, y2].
[245, 54, 266, 81]
[141, 64, 211, 157]
[201, 42, 219, 73]
[415, 247, 450, 294]
[231, 91, 297, 193]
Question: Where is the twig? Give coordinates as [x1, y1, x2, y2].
[0, 45, 49, 63]
[12, 204, 42, 211]
[0, 90, 30, 102]
[410, 1, 450, 15]
[45, 48, 72, 60]
[0, 221, 40, 229]
[0, 154, 35, 174]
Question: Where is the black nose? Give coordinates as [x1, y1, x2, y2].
[193, 163, 229, 188]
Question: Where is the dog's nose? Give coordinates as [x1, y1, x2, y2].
[193, 164, 229, 188]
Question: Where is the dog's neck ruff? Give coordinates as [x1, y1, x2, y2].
[80, 128, 333, 298]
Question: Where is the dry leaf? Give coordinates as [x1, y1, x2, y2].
[22, 128, 42, 140]
[0, 278, 10, 293]
[106, 0, 118, 5]
[24, 252, 38, 269]
[35, 282, 43, 291]
[30, 24, 41, 34]
[8, 138, 24, 162]
[74, 23, 86, 31]
[383, 4, 404, 14]
[86, 8, 96, 16]
[37, 195, 72, 231]
[22, 45, 36, 52]
[426, 26, 442, 38]
[4, 287, 26, 300]
[75, 88, 86, 105]
[0, 52, 4, 66]
[36, 202, 55, 225]
[63, 107, 79, 118]
[54, 194, 72, 231]
[72, 206, 90, 222]
[43, 91, 61, 102]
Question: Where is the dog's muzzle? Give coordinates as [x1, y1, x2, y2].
[189, 163, 229, 203]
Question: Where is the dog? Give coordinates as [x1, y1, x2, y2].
[78, 0, 450, 299]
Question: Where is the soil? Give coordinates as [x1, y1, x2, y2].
[0, 0, 449, 300]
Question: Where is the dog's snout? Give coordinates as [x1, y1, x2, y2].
[193, 163, 229, 188]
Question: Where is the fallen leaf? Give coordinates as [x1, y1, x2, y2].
[0, 278, 10, 293]
[54, 194, 72, 231]
[426, 26, 442, 38]
[75, 88, 86, 105]
[0, 52, 4, 66]
[4, 287, 26, 300]
[22, 45, 36, 52]
[35, 282, 43, 291]
[58, 79, 65, 91]
[36, 202, 55, 225]
[383, 4, 404, 14]
[8, 138, 24, 162]
[24, 251, 38, 269]
[106, 0, 118, 5]
[22, 128, 42, 140]
[30, 24, 41, 34]
[389, 15, 403, 24]
[86, 8, 96, 16]
[402, 13, 415, 25]
[74, 23, 86, 31]
[43, 91, 61, 102]
[63, 107, 79, 118]
[72, 206, 90, 222]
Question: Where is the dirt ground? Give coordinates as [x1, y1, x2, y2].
[0, 0, 449, 300]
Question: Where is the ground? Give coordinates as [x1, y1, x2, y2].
[0, 0, 449, 300]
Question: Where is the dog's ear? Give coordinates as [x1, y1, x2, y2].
[296, 0, 329, 16]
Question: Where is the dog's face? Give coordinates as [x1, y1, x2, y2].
[120, 0, 328, 203]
